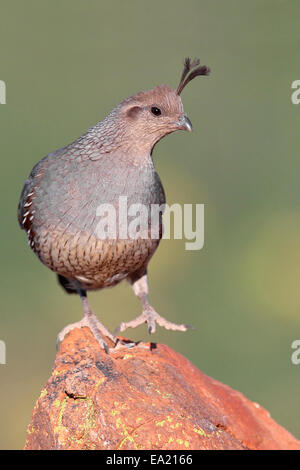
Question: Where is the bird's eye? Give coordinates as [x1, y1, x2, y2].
[151, 106, 162, 116]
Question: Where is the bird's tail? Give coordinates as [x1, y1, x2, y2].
[57, 275, 78, 295]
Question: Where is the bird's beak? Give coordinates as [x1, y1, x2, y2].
[177, 114, 193, 132]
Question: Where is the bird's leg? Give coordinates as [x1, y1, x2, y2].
[115, 273, 191, 335]
[57, 289, 116, 353]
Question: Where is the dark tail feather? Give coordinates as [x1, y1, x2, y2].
[57, 275, 78, 294]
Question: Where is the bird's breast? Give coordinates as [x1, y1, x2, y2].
[32, 153, 165, 236]
[28, 152, 165, 286]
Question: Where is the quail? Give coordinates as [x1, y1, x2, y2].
[18, 58, 210, 352]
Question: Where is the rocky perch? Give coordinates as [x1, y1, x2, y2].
[24, 328, 300, 450]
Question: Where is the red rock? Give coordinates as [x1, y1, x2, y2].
[24, 328, 300, 450]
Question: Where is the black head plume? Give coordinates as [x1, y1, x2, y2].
[176, 57, 210, 95]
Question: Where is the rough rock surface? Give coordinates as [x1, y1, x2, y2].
[24, 328, 300, 450]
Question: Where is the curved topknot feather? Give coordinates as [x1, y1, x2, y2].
[176, 57, 210, 95]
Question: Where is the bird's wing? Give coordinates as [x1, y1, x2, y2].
[18, 157, 47, 230]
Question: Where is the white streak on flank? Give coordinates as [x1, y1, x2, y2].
[75, 275, 93, 283]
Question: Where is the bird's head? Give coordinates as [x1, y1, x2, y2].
[114, 58, 210, 154]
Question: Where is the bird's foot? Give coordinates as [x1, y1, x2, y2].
[115, 305, 191, 335]
[57, 311, 117, 354]
[56, 318, 88, 350]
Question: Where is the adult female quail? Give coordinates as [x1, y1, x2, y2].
[18, 58, 209, 352]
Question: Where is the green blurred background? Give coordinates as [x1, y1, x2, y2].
[1, 0, 300, 449]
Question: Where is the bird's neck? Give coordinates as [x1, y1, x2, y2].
[75, 110, 160, 166]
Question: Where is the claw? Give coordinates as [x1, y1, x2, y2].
[113, 325, 121, 336]
[184, 324, 195, 331]
[103, 341, 109, 355]
[56, 337, 61, 352]
[112, 340, 137, 352]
